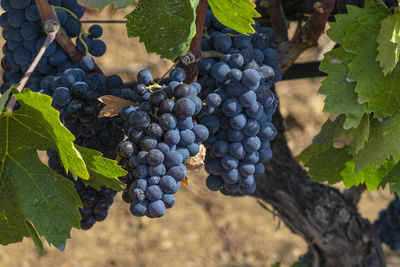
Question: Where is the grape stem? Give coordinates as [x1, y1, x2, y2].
[53, 6, 90, 55]
[182, 0, 209, 83]
[6, 33, 56, 112]
[35, 0, 104, 75]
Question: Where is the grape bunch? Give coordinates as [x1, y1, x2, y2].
[0, 0, 105, 94]
[196, 11, 280, 195]
[374, 195, 400, 250]
[76, 24, 107, 57]
[47, 150, 117, 230]
[40, 57, 126, 229]
[117, 68, 209, 218]
[41, 55, 125, 159]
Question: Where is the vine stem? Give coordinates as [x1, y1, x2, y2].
[277, 0, 336, 72]
[183, 0, 209, 83]
[6, 33, 56, 112]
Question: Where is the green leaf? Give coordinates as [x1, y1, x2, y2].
[126, 0, 198, 60]
[208, 0, 261, 34]
[0, 87, 12, 116]
[341, 160, 394, 190]
[313, 114, 370, 154]
[76, 146, 126, 191]
[343, 114, 370, 154]
[354, 113, 400, 170]
[77, 0, 133, 10]
[25, 221, 44, 252]
[377, 13, 400, 75]
[13, 89, 88, 179]
[327, 0, 389, 43]
[313, 115, 346, 144]
[0, 111, 81, 247]
[343, 13, 400, 118]
[381, 161, 400, 194]
[298, 145, 352, 184]
[319, 48, 367, 129]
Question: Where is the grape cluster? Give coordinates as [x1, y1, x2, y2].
[374, 195, 400, 250]
[117, 68, 209, 218]
[41, 55, 124, 159]
[0, 0, 105, 94]
[197, 11, 280, 195]
[76, 24, 107, 57]
[41, 57, 126, 229]
[47, 150, 117, 230]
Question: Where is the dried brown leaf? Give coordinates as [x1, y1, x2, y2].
[185, 145, 206, 171]
[98, 95, 136, 118]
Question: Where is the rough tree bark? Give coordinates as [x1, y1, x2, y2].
[184, 0, 386, 266]
[255, 104, 385, 267]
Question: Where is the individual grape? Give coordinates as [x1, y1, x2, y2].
[174, 98, 195, 118]
[206, 93, 222, 108]
[241, 69, 261, 88]
[228, 53, 245, 68]
[13, 47, 31, 65]
[228, 68, 242, 82]
[88, 24, 103, 38]
[263, 48, 279, 66]
[80, 56, 95, 72]
[148, 200, 166, 217]
[163, 194, 175, 208]
[90, 39, 107, 57]
[117, 140, 136, 158]
[213, 34, 232, 53]
[137, 69, 152, 85]
[52, 87, 71, 107]
[21, 21, 39, 40]
[146, 149, 165, 166]
[211, 62, 230, 82]
[56, 9, 68, 25]
[169, 67, 186, 82]
[130, 200, 148, 217]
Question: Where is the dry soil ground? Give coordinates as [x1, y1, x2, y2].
[0, 6, 399, 267]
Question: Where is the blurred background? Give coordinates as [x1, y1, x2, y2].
[0, 4, 399, 267]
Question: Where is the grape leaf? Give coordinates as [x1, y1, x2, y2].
[77, 0, 133, 10]
[313, 114, 370, 154]
[318, 48, 366, 129]
[313, 115, 346, 144]
[0, 87, 12, 117]
[9, 89, 88, 179]
[208, 0, 261, 34]
[76, 146, 126, 191]
[126, 0, 198, 60]
[344, 13, 400, 118]
[327, 0, 389, 43]
[297, 145, 352, 184]
[354, 112, 400, 171]
[340, 160, 394, 190]
[343, 114, 370, 154]
[377, 13, 400, 75]
[0, 96, 82, 246]
[381, 161, 400, 194]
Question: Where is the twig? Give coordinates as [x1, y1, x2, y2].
[35, 0, 104, 75]
[80, 20, 127, 24]
[183, 0, 208, 83]
[261, 0, 288, 42]
[6, 33, 56, 112]
[278, 0, 335, 72]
